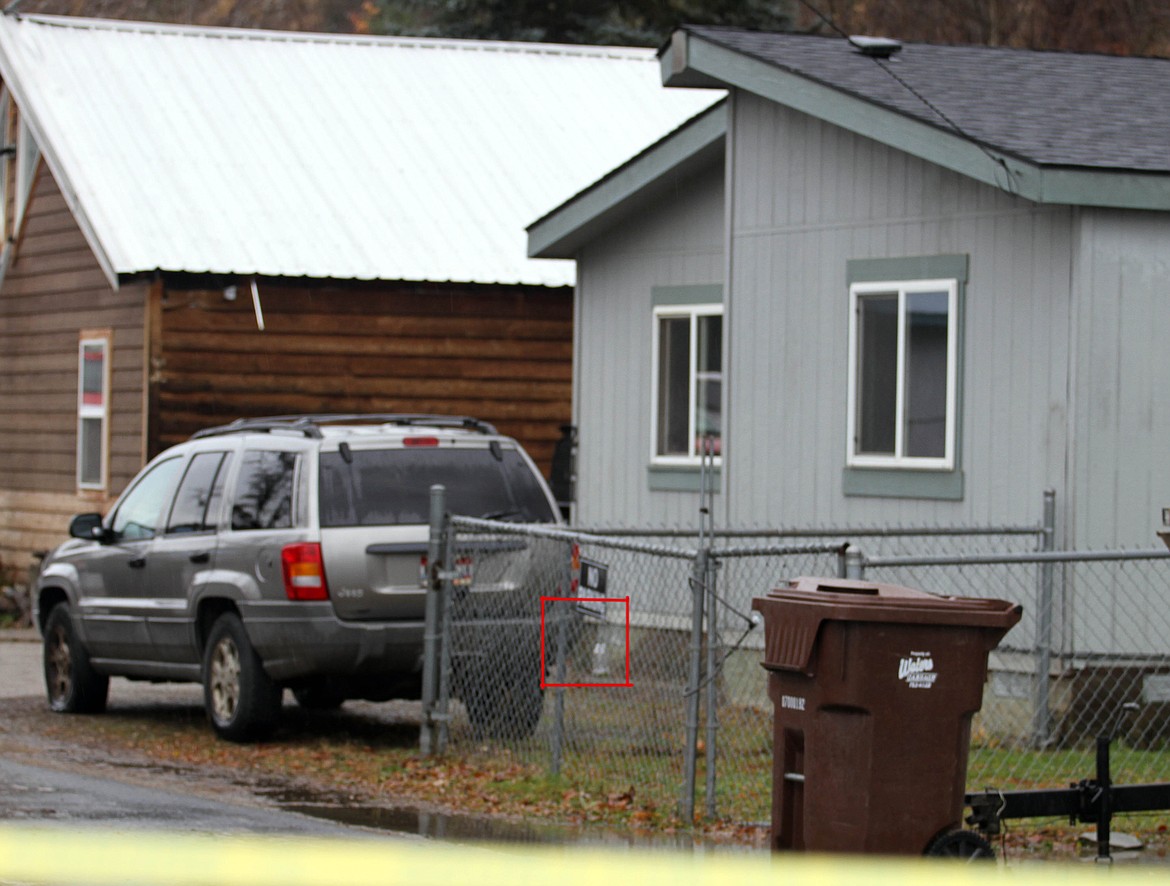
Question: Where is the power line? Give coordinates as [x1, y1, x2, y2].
[792, 0, 1020, 195]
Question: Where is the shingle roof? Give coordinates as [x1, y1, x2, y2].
[683, 25, 1170, 173]
[0, 13, 721, 287]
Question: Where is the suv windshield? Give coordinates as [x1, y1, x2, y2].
[318, 446, 556, 527]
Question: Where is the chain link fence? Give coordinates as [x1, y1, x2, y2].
[859, 547, 1170, 793]
[416, 488, 1170, 827]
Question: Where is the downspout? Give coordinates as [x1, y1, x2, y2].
[1063, 207, 1081, 555]
[720, 92, 735, 527]
[570, 268, 583, 524]
[1058, 206, 1081, 666]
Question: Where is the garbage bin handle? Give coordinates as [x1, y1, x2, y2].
[807, 578, 879, 596]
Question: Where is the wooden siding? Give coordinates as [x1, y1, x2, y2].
[0, 489, 84, 583]
[0, 162, 147, 578]
[155, 282, 572, 473]
[572, 162, 726, 527]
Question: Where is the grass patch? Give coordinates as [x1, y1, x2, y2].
[968, 742, 1170, 789]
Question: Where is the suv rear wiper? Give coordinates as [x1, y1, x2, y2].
[479, 509, 521, 521]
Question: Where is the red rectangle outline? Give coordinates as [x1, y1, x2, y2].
[540, 596, 633, 688]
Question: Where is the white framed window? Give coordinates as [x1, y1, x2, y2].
[77, 334, 111, 490]
[651, 303, 722, 464]
[847, 278, 957, 470]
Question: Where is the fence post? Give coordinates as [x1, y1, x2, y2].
[681, 547, 707, 824]
[844, 546, 865, 580]
[550, 544, 572, 776]
[545, 545, 568, 772]
[436, 509, 457, 754]
[705, 553, 719, 819]
[420, 484, 446, 756]
[1032, 488, 1057, 748]
[700, 437, 719, 820]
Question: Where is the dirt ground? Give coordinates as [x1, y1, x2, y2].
[5, 630, 1170, 863]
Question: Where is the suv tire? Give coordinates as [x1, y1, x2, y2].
[459, 649, 544, 740]
[43, 604, 109, 714]
[203, 612, 282, 742]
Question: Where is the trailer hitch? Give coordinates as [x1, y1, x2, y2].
[967, 724, 1170, 862]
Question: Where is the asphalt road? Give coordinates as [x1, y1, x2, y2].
[0, 754, 388, 836]
[0, 629, 49, 700]
[0, 630, 410, 838]
[0, 632, 573, 847]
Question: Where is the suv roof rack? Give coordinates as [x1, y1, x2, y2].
[190, 414, 498, 440]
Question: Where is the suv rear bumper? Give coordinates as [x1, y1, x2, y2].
[239, 601, 424, 681]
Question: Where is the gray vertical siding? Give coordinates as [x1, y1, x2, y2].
[1070, 210, 1170, 550]
[572, 163, 725, 528]
[726, 93, 1076, 534]
[573, 90, 1170, 552]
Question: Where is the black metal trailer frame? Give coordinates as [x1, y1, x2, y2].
[965, 733, 1170, 861]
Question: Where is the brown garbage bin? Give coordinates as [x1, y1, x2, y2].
[751, 577, 1022, 856]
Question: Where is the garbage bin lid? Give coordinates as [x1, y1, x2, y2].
[752, 577, 1023, 672]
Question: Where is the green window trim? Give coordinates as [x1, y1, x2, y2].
[842, 466, 964, 501]
[844, 255, 967, 501]
[847, 254, 968, 287]
[648, 463, 722, 493]
[652, 284, 722, 306]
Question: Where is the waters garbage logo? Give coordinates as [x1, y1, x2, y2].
[898, 651, 937, 689]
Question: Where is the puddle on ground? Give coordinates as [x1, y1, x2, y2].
[253, 784, 751, 852]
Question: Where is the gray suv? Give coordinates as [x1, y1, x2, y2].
[35, 415, 560, 741]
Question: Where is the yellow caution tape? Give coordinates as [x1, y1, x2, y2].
[0, 825, 1145, 886]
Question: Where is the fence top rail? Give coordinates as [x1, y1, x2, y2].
[449, 515, 699, 560]
[712, 544, 845, 558]
[864, 548, 1170, 568]
[575, 525, 1043, 539]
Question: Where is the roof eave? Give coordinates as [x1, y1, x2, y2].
[528, 101, 727, 259]
[663, 28, 1170, 212]
[1027, 166, 1170, 211]
[0, 18, 121, 289]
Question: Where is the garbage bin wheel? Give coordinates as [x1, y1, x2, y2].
[924, 829, 996, 861]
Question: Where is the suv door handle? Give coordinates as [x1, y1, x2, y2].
[189, 551, 211, 564]
[127, 557, 146, 569]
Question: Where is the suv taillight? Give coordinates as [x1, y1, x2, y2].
[281, 543, 329, 601]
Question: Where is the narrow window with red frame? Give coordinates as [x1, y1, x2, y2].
[77, 335, 110, 490]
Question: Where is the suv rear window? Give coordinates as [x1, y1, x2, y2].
[319, 447, 556, 527]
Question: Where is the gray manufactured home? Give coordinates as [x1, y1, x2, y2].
[530, 26, 1170, 553]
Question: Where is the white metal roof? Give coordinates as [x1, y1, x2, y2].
[0, 13, 721, 287]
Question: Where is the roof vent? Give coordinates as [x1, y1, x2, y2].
[848, 35, 903, 59]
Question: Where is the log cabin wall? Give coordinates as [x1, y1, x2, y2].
[154, 280, 573, 474]
[0, 163, 147, 582]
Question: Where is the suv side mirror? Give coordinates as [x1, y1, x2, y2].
[69, 513, 111, 544]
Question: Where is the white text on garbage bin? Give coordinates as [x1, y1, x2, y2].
[898, 652, 937, 689]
